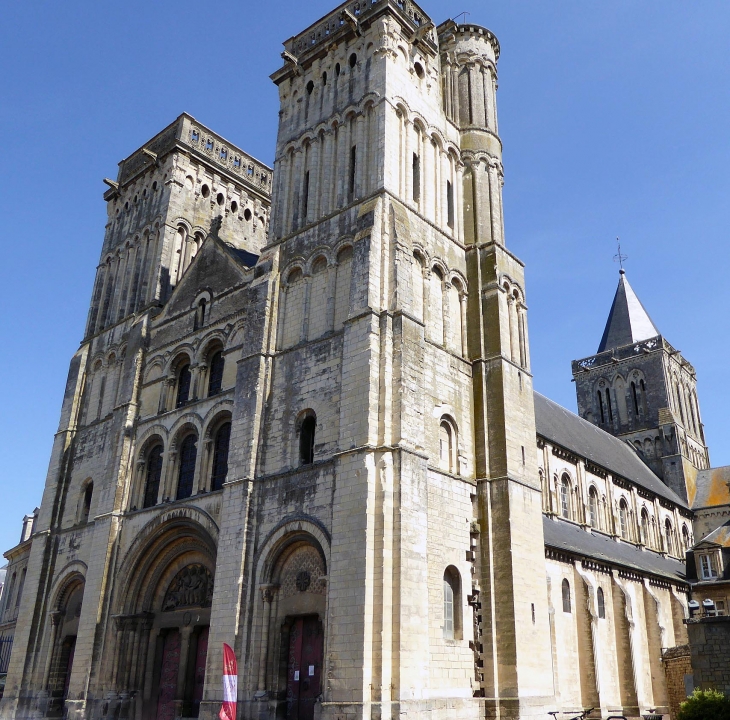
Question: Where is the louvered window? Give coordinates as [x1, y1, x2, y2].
[211, 423, 231, 491]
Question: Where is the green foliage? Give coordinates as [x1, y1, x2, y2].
[678, 688, 730, 720]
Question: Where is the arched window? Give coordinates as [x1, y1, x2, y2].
[588, 486, 599, 529]
[597, 587, 605, 619]
[299, 413, 316, 466]
[196, 298, 207, 328]
[80, 482, 93, 524]
[443, 567, 461, 639]
[176, 434, 198, 500]
[619, 499, 629, 540]
[143, 445, 163, 508]
[210, 422, 231, 492]
[682, 524, 690, 552]
[207, 351, 225, 397]
[665, 519, 674, 555]
[641, 508, 650, 546]
[560, 476, 571, 520]
[176, 363, 192, 408]
[439, 418, 457, 474]
[562, 579, 571, 613]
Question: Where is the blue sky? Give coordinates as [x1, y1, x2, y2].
[0, 1, 728, 554]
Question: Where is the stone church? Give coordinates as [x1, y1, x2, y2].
[0, 1, 724, 719]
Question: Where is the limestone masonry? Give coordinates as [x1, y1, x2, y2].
[1, 1, 728, 719]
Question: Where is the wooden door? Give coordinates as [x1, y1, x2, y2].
[156, 630, 181, 720]
[191, 627, 209, 717]
[286, 617, 323, 720]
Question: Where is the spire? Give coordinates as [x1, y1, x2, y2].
[597, 271, 660, 353]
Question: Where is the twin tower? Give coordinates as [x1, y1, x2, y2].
[266, 3, 553, 718]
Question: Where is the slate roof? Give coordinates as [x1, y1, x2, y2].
[692, 466, 730, 510]
[534, 392, 687, 508]
[227, 246, 259, 268]
[597, 271, 660, 353]
[543, 516, 687, 583]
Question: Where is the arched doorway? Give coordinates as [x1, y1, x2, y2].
[112, 516, 217, 720]
[46, 578, 85, 717]
[257, 536, 327, 720]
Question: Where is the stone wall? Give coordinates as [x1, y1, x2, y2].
[687, 616, 730, 694]
[662, 644, 691, 720]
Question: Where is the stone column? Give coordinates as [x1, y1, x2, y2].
[257, 585, 279, 692]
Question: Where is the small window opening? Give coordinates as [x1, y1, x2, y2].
[335, 62, 341, 76]
[205, 139, 214, 151]
[619, 500, 629, 539]
[598, 390, 605, 423]
[531, 603, 536, 624]
[207, 351, 225, 397]
[176, 364, 192, 408]
[191, 130, 199, 143]
[196, 298, 207, 329]
[605, 388, 613, 422]
[349, 146, 357, 198]
[562, 579, 571, 613]
[303, 171, 310, 219]
[230, 200, 238, 214]
[322, 71, 327, 85]
[597, 587, 606, 619]
[349, 53, 357, 69]
[412, 153, 421, 203]
[414, 62, 424, 79]
[244, 208, 252, 221]
[152, 181, 158, 191]
[521, 446, 525, 465]
[81, 482, 93, 524]
[588, 487, 599, 529]
[300, 414, 316, 465]
[216, 192, 225, 206]
[446, 180, 454, 228]
[631, 381, 639, 416]
[306, 80, 314, 95]
[201, 184, 210, 198]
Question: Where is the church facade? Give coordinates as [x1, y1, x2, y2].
[0, 1, 721, 719]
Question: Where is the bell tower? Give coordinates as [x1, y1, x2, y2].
[267, 3, 554, 718]
[572, 269, 710, 503]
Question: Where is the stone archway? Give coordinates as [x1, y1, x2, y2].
[255, 534, 328, 720]
[45, 577, 85, 718]
[109, 516, 217, 720]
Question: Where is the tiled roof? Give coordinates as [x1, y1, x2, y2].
[692, 466, 730, 510]
[534, 392, 687, 508]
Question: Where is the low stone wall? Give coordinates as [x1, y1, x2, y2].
[662, 644, 691, 719]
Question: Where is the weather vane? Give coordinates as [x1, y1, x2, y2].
[613, 237, 628, 272]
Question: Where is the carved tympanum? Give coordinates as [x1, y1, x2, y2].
[162, 564, 214, 611]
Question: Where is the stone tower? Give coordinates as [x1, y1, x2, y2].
[572, 270, 710, 503]
[87, 113, 270, 338]
[268, 2, 553, 716]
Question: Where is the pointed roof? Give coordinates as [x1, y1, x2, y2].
[597, 271, 660, 353]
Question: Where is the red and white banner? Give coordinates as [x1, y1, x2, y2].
[219, 643, 237, 720]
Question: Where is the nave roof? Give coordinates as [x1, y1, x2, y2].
[534, 391, 687, 508]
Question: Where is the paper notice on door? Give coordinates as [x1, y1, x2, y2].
[294, 671, 300, 681]
[309, 665, 315, 676]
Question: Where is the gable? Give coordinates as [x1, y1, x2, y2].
[162, 237, 256, 319]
